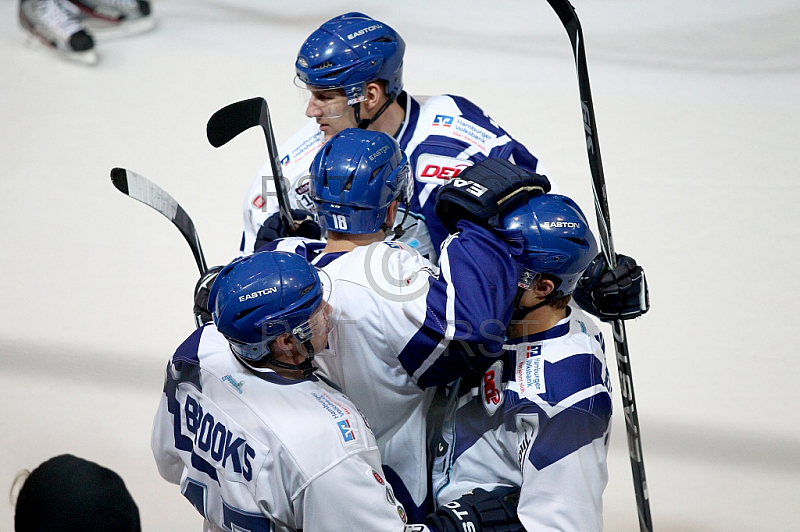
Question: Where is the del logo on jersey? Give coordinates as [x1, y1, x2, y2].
[481, 360, 505, 415]
[415, 154, 473, 185]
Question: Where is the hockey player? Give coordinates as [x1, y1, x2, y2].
[242, 12, 550, 261]
[254, 128, 551, 524]
[430, 194, 613, 532]
[154, 249, 519, 532]
[239, 11, 649, 325]
[151, 250, 417, 531]
[18, 0, 153, 64]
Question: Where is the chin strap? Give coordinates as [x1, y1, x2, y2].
[353, 93, 396, 129]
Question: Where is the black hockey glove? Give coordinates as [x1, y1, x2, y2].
[193, 265, 224, 327]
[434, 158, 551, 233]
[425, 487, 524, 532]
[573, 253, 650, 321]
[254, 209, 322, 251]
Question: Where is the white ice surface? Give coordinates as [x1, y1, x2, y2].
[1, 0, 799, 530]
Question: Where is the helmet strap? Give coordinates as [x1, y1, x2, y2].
[354, 93, 397, 129]
[265, 351, 316, 378]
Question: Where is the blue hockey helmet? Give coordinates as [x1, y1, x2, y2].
[310, 128, 411, 234]
[209, 251, 324, 364]
[295, 12, 405, 105]
[501, 194, 598, 298]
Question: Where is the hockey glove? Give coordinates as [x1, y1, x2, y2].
[193, 265, 224, 327]
[425, 486, 524, 532]
[434, 158, 551, 233]
[573, 253, 650, 321]
[254, 209, 322, 251]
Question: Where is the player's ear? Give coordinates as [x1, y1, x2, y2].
[270, 332, 295, 358]
[364, 81, 385, 110]
[533, 277, 556, 299]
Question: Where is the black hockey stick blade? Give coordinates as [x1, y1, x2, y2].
[206, 97, 263, 148]
[206, 97, 294, 236]
[111, 167, 208, 275]
[546, 2, 653, 531]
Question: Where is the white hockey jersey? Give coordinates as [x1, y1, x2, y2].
[151, 324, 416, 532]
[432, 307, 613, 532]
[240, 92, 550, 259]
[257, 220, 524, 523]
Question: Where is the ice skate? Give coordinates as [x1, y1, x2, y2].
[19, 0, 98, 65]
[70, 0, 155, 39]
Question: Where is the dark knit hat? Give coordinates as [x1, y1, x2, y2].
[14, 454, 141, 532]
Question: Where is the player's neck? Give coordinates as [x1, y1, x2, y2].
[323, 231, 385, 252]
[371, 99, 405, 138]
[507, 306, 567, 340]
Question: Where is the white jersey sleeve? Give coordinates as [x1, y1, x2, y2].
[151, 324, 416, 532]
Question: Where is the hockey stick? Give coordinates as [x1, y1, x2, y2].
[110, 167, 208, 275]
[545, 1, 653, 530]
[206, 97, 294, 236]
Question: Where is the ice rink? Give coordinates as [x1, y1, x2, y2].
[1, 0, 799, 530]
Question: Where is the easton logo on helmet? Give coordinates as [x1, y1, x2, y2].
[368, 144, 390, 161]
[347, 24, 383, 40]
[542, 221, 581, 229]
[238, 287, 278, 302]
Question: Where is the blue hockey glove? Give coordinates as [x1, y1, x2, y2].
[425, 486, 524, 532]
[254, 209, 322, 251]
[573, 253, 649, 321]
[434, 158, 550, 233]
[193, 265, 224, 327]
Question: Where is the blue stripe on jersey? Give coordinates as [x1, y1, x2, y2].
[397, 277, 447, 388]
[538, 353, 607, 407]
[311, 250, 347, 268]
[525, 396, 611, 471]
[173, 325, 203, 365]
[383, 464, 431, 524]
[397, 93, 419, 149]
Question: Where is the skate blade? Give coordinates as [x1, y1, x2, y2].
[83, 16, 156, 40]
[24, 33, 99, 66]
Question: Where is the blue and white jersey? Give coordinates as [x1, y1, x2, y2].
[240, 92, 550, 260]
[151, 324, 415, 532]
[432, 307, 612, 532]
[260, 220, 523, 523]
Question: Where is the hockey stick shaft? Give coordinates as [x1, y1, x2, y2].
[111, 167, 208, 275]
[545, 1, 653, 530]
[206, 97, 295, 236]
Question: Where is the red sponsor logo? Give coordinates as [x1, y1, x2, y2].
[372, 470, 384, 484]
[419, 163, 469, 181]
[483, 370, 501, 406]
[252, 195, 265, 209]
